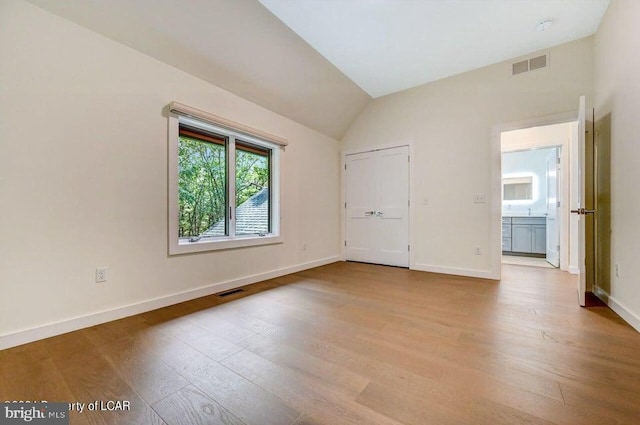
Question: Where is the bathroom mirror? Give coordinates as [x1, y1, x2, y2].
[503, 176, 533, 201]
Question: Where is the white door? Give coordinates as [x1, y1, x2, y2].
[546, 148, 560, 267]
[344, 150, 377, 264]
[345, 146, 409, 267]
[574, 96, 593, 306]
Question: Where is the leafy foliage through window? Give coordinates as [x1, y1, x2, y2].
[178, 124, 270, 240]
[235, 143, 270, 235]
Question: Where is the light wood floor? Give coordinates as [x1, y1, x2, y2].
[1, 262, 639, 425]
[502, 255, 556, 269]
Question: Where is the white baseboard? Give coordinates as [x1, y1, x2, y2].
[568, 267, 579, 275]
[593, 286, 640, 333]
[0, 256, 340, 351]
[411, 263, 499, 280]
[593, 286, 610, 303]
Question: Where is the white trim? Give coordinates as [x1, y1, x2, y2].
[172, 235, 283, 255]
[593, 286, 609, 303]
[412, 263, 498, 280]
[492, 110, 579, 281]
[168, 114, 282, 255]
[341, 142, 413, 156]
[0, 256, 341, 350]
[568, 266, 579, 275]
[169, 101, 288, 146]
[229, 135, 237, 239]
[493, 110, 578, 135]
[408, 142, 415, 269]
[593, 287, 640, 333]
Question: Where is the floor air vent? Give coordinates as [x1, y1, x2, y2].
[512, 54, 548, 76]
[216, 288, 245, 298]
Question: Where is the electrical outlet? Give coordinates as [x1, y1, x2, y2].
[96, 267, 108, 283]
[475, 247, 482, 255]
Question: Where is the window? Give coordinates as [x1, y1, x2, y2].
[169, 113, 281, 254]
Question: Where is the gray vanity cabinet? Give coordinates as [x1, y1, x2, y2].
[510, 217, 546, 254]
[511, 224, 533, 252]
[531, 225, 546, 254]
[502, 217, 512, 252]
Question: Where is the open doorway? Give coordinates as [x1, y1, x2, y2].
[500, 122, 578, 272]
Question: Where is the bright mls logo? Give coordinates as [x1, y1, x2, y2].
[0, 403, 68, 424]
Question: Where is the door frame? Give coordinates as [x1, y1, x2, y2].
[341, 142, 414, 268]
[491, 111, 578, 279]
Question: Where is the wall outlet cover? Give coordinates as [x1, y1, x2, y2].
[96, 267, 108, 283]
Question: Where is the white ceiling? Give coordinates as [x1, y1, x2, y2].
[259, 0, 610, 98]
[27, 0, 610, 139]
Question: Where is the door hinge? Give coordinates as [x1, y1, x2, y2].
[557, 245, 560, 251]
[345, 202, 347, 209]
[344, 241, 347, 247]
[557, 157, 561, 164]
[408, 156, 410, 163]
[344, 164, 347, 170]
[408, 245, 410, 252]
[408, 199, 410, 207]
[557, 201, 561, 207]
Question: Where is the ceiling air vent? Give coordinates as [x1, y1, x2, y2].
[512, 60, 529, 75]
[529, 54, 547, 71]
[511, 54, 549, 76]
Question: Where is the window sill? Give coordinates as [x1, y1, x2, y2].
[169, 235, 282, 255]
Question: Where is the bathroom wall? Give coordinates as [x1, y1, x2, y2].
[502, 147, 557, 216]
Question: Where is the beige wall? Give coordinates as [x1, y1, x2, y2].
[342, 37, 593, 278]
[594, 0, 640, 330]
[25, 0, 371, 140]
[0, 0, 341, 346]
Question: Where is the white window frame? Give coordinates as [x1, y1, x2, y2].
[168, 114, 282, 255]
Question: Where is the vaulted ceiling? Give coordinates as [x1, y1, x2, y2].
[25, 0, 370, 139]
[260, 0, 610, 98]
[27, 0, 609, 139]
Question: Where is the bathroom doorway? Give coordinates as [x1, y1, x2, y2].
[500, 122, 578, 271]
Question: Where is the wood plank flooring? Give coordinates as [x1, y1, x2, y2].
[1, 262, 639, 425]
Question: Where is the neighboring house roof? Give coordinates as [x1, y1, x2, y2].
[202, 188, 269, 236]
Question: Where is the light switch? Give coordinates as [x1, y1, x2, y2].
[474, 194, 486, 204]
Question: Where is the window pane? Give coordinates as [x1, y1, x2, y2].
[235, 142, 270, 235]
[178, 126, 227, 239]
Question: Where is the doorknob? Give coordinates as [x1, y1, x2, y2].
[364, 210, 384, 216]
[571, 208, 596, 215]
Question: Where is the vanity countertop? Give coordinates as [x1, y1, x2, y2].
[502, 214, 547, 218]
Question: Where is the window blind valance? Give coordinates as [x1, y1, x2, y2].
[169, 101, 288, 147]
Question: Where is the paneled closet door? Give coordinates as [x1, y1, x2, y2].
[345, 146, 409, 267]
